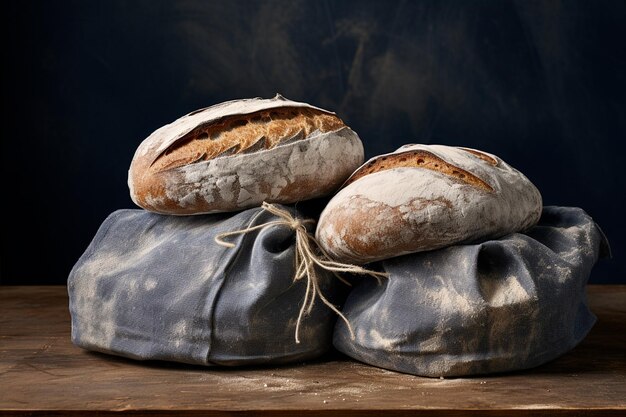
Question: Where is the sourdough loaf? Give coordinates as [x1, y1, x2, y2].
[315, 144, 543, 264]
[128, 94, 364, 214]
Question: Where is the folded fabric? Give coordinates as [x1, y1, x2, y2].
[333, 206, 610, 377]
[68, 205, 341, 366]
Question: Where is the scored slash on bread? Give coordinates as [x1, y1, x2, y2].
[456, 147, 498, 166]
[151, 107, 345, 173]
[342, 148, 495, 192]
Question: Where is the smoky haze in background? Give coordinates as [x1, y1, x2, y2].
[2, 1, 624, 284]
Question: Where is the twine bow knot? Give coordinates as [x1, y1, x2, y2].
[215, 202, 389, 343]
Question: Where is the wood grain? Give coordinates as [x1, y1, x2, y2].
[1, 286, 625, 416]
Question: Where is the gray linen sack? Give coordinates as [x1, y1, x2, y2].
[333, 206, 610, 377]
[68, 205, 341, 366]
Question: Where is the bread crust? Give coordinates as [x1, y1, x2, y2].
[316, 144, 543, 264]
[128, 95, 364, 214]
[343, 148, 494, 191]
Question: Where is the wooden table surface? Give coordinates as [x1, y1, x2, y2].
[1, 286, 625, 416]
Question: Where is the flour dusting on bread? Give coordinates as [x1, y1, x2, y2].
[316, 144, 542, 264]
[128, 95, 364, 214]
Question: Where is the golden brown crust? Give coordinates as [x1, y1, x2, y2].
[150, 107, 344, 173]
[343, 150, 494, 192]
[319, 195, 455, 260]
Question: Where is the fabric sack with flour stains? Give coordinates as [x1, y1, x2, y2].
[333, 206, 610, 377]
[68, 205, 340, 366]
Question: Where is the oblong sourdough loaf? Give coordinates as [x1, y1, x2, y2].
[316, 144, 543, 264]
[128, 94, 364, 214]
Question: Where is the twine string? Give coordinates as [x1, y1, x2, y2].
[214, 202, 389, 343]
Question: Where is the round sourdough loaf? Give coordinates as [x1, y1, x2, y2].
[128, 94, 364, 214]
[315, 144, 543, 264]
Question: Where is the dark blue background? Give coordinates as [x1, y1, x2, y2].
[2, 1, 624, 284]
